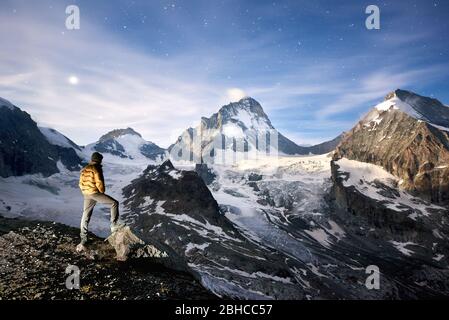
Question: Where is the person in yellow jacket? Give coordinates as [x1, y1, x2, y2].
[76, 152, 120, 252]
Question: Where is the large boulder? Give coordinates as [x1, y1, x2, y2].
[106, 226, 168, 261]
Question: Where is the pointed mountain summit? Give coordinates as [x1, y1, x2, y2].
[201, 97, 274, 132]
[334, 89, 449, 203]
[375, 89, 449, 129]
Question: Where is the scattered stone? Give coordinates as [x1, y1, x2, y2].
[0, 216, 215, 300]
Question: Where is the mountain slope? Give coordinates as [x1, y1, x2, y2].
[39, 127, 82, 152]
[334, 89, 449, 203]
[122, 160, 305, 299]
[200, 154, 449, 299]
[0, 97, 83, 177]
[331, 158, 448, 239]
[307, 133, 343, 155]
[39, 126, 86, 160]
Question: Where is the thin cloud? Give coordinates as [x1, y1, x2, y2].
[0, 1, 448, 148]
[318, 64, 449, 118]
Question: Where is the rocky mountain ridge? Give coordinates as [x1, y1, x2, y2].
[122, 160, 305, 299]
[334, 89, 449, 204]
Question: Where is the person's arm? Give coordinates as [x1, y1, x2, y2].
[94, 166, 106, 193]
[78, 169, 84, 190]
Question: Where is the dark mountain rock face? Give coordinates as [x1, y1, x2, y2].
[0, 102, 83, 178]
[392, 89, 449, 127]
[123, 160, 226, 227]
[328, 160, 449, 297]
[194, 163, 216, 185]
[277, 132, 310, 155]
[0, 215, 214, 300]
[330, 160, 449, 244]
[139, 142, 166, 160]
[94, 139, 128, 158]
[334, 90, 449, 204]
[307, 134, 343, 155]
[122, 160, 304, 299]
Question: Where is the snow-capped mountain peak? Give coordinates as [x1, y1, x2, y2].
[98, 127, 142, 142]
[337, 89, 449, 204]
[85, 127, 166, 163]
[170, 97, 320, 163]
[370, 89, 449, 131]
[196, 97, 274, 142]
[211, 97, 273, 132]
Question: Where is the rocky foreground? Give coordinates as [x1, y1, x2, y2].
[0, 216, 215, 300]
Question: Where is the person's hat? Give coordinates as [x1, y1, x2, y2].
[91, 152, 103, 163]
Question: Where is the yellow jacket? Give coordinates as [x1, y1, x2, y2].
[79, 162, 105, 195]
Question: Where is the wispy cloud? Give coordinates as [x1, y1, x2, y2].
[0, 0, 448, 147]
[317, 64, 449, 118]
[0, 4, 229, 146]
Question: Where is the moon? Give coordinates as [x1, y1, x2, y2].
[227, 88, 246, 102]
[68, 76, 79, 85]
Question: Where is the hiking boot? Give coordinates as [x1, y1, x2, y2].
[76, 243, 87, 252]
[111, 223, 125, 233]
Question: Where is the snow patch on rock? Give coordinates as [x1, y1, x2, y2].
[335, 158, 444, 216]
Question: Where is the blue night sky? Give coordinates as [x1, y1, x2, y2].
[0, 0, 448, 147]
